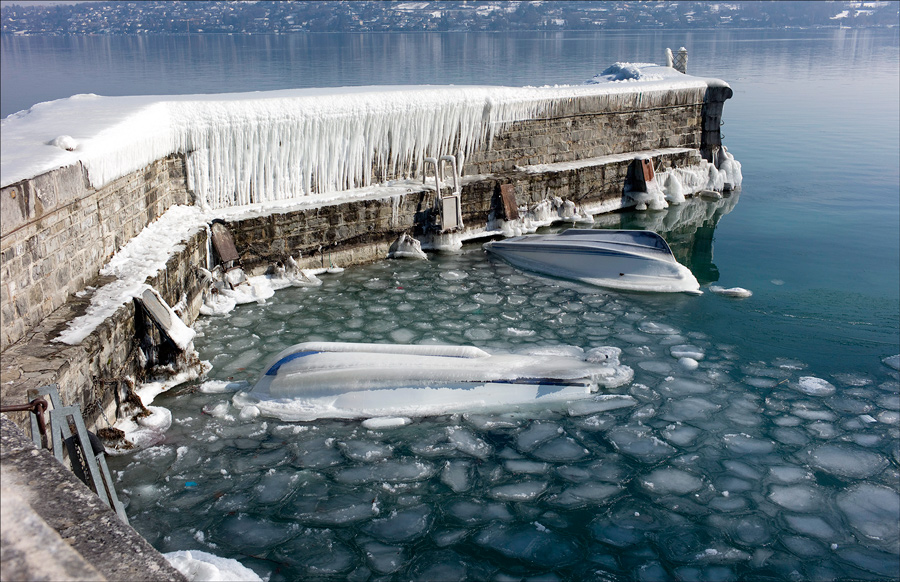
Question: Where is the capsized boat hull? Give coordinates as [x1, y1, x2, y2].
[483, 229, 701, 294]
[233, 342, 633, 421]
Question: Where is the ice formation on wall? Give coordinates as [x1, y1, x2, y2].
[1, 66, 712, 212]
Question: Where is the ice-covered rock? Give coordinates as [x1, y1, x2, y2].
[388, 233, 428, 260]
[164, 550, 263, 582]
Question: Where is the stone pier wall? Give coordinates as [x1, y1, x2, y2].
[464, 88, 705, 175]
[1, 83, 730, 434]
[1, 155, 194, 352]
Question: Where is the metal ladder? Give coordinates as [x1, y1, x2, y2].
[24, 385, 129, 525]
[423, 154, 464, 232]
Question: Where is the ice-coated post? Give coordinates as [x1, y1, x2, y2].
[674, 47, 688, 74]
[665, 48, 674, 68]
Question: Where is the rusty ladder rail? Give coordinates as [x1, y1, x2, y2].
[17, 384, 130, 525]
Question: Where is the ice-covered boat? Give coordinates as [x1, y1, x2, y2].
[482, 229, 701, 294]
[233, 342, 632, 421]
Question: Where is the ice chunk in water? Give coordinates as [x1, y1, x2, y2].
[361, 504, 433, 543]
[726, 516, 773, 547]
[806, 443, 888, 479]
[473, 523, 580, 568]
[768, 466, 812, 484]
[566, 395, 637, 416]
[836, 546, 900, 580]
[504, 459, 550, 474]
[441, 460, 473, 493]
[333, 460, 436, 484]
[272, 529, 356, 576]
[338, 440, 394, 462]
[641, 468, 704, 495]
[406, 550, 472, 581]
[836, 483, 900, 542]
[638, 322, 680, 335]
[709, 286, 752, 298]
[661, 397, 720, 422]
[638, 360, 672, 374]
[768, 485, 824, 512]
[545, 482, 623, 508]
[658, 378, 714, 396]
[295, 438, 344, 469]
[213, 514, 295, 553]
[446, 426, 492, 459]
[531, 437, 589, 463]
[607, 426, 676, 463]
[253, 470, 299, 505]
[670, 345, 704, 360]
[362, 417, 411, 429]
[661, 424, 701, 447]
[783, 515, 837, 540]
[361, 540, 406, 574]
[432, 529, 469, 548]
[722, 433, 775, 455]
[515, 421, 564, 452]
[795, 376, 836, 396]
[592, 501, 675, 547]
[202, 401, 231, 419]
[678, 357, 700, 371]
[445, 499, 513, 525]
[489, 481, 548, 502]
[286, 491, 379, 526]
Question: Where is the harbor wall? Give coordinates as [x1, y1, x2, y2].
[0, 83, 730, 432]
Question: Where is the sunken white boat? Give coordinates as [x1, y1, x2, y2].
[483, 229, 701, 294]
[233, 342, 632, 421]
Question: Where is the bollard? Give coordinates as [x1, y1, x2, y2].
[674, 47, 688, 74]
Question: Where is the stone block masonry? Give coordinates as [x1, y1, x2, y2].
[1, 155, 193, 352]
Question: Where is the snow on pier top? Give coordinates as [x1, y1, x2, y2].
[1, 65, 719, 208]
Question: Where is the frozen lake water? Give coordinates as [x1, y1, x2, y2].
[24, 26, 887, 581]
[108, 204, 899, 579]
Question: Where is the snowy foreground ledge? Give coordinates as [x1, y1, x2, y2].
[1, 66, 714, 210]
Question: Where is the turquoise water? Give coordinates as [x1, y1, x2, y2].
[4, 29, 897, 581]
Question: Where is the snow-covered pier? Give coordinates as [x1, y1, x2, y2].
[0, 63, 736, 434]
